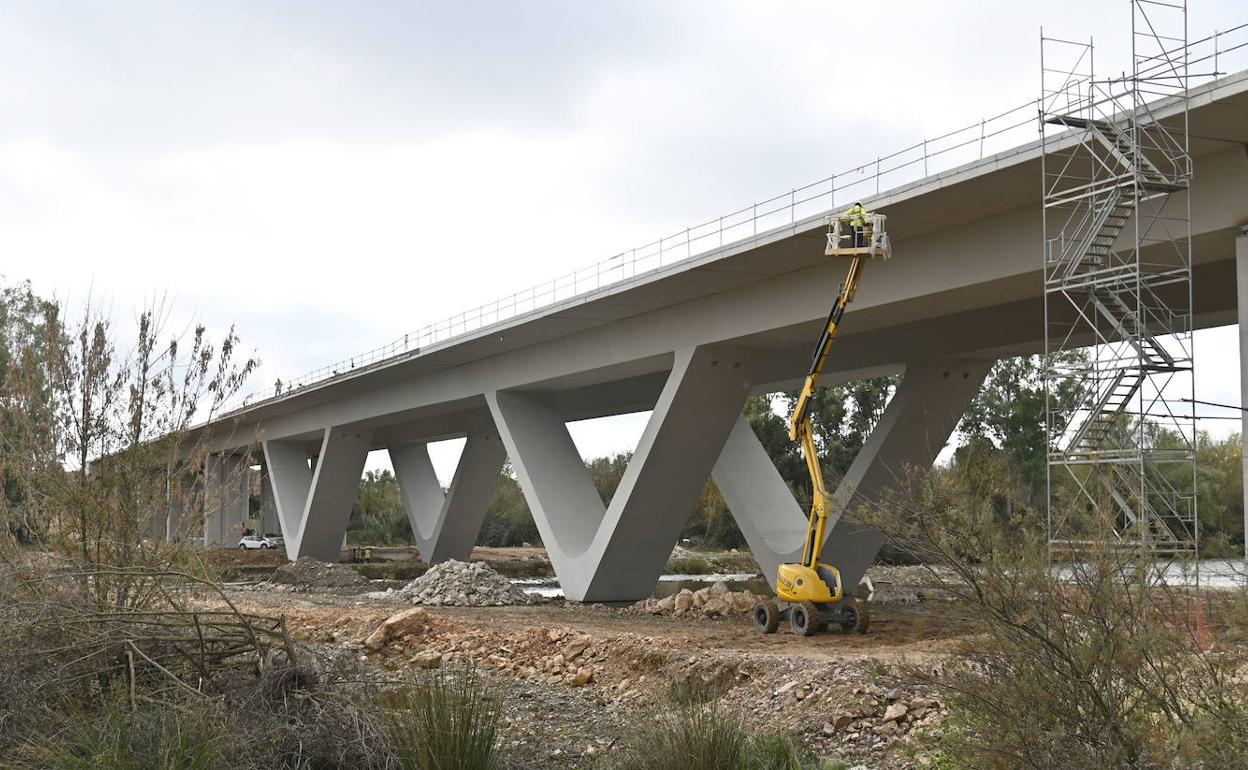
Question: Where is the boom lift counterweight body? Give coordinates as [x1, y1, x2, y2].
[753, 212, 890, 637]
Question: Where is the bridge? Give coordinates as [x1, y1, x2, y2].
[176, 66, 1248, 603]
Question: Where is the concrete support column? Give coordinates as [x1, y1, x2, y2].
[390, 430, 506, 564]
[259, 465, 279, 536]
[262, 426, 372, 561]
[164, 469, 196, 543]
[166, 474, 183, 542]
[488, 346, 752, 602]
[713, 358, 991, 591]
[146, 468, 169, 539]
[203, 453, 250, 547]
[1237, 226, 1248, 567]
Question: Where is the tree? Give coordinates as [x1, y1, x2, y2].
[2, 289, 258, 605]
[0, 280, 56, 537]
[771, 376, 899, 502]
[586, 453, 631, 506]
[348, 469, 412, 546]
[1194, 431, 1244, 555]
[478, 464, 540, 547]
[959, 353, 1087, 505]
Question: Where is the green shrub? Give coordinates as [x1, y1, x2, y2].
[866, 469, 1248, 770]
[382, 668, 500, 770]
[34, 701, 230, 770]
[611, 705, 807, 770]
[667, 557, 713, 575]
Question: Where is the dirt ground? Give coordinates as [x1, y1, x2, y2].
[213, 567, 972, 769]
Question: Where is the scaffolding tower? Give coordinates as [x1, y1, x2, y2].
[1040, 0, 1198, 558]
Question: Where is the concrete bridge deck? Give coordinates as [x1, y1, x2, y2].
[185, 70, 1248, 602]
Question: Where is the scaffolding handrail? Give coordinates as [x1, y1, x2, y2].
[216, 20, 1248, 420]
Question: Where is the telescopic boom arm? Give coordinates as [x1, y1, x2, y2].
[789, 253, 869, 570]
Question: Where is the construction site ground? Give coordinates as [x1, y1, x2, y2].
[208, 548, 971, 769]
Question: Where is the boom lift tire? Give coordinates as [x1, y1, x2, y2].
[840, 599, 870, 634]
[790, 601, 819, 637]
[753, 600, 782, 634]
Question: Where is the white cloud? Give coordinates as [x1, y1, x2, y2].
[2, 0, 1245, 472]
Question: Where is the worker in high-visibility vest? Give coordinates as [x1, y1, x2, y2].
[839, 202, 871, 248]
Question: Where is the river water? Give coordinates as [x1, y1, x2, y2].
[512, 558, 1248, 600]
[512, 573, 767, 600]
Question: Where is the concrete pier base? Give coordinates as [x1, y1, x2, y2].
[488, 346, 752, 602]
[263, 427, 372, 561]
[391, 430, 506, 564]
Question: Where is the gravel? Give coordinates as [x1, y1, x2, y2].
[394, 559, 531, 606]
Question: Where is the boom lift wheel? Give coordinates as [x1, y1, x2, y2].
[753, 600, 781, 634]
[840, 599, 870, 634]
[790, 601, 819, 637]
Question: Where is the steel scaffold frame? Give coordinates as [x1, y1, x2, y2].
[1041, 0, 1198, 559]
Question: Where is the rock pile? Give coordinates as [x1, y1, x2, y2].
[270, 557, 370, 591]
[394, 559, 531, 606]
[638, 581, 762, 617]
[818, 684, 944, 748]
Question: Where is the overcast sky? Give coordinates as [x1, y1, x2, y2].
[2, 1, 1245, 482]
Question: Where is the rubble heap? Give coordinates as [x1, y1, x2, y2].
[638, 582, 762, 617]
[395, 559, 531, 606]
[270, 557, 370, 591]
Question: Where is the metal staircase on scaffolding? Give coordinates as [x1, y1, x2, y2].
[1041, 0, 1198, 559]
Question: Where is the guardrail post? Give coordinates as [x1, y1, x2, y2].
[686, 228, 691, 259]
[923, 140, 928, 176]
[752, 203, 757, 236]
[875, 158, 881, 194]
[789, 189, 795, 225]
[718, 216, 723, 248]
[980, 119, 986, 159]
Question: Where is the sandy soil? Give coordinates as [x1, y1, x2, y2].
[212, 580, 971, 769]
[203, 548, 968, 768]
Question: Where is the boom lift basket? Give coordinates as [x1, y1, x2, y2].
[826, 213, 891, 259]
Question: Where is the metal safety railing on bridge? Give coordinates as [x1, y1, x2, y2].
[216, 21, 1248, 420]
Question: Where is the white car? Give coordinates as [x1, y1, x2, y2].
[237, 535, 276, 550]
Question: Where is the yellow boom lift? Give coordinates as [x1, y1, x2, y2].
[752, 206, 891, 637]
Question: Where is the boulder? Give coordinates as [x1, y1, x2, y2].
[702, 597, 729, 617]
[563, 636, 592, 660]
[882, 702, 909, 722]
[364, 607, 431, 650]
[410, 650, 442, 669]
[673, 590, 694, 614]
[566, 666, 594, 687]
[708, 581, 731, 597]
